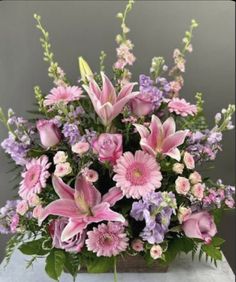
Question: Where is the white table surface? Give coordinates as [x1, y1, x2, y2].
[0, 250, 235, 282]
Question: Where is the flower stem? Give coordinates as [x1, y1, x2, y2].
[114, 256, 118, 282]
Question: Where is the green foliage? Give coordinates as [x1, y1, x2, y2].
[201, 240, 223, 266]
[86, 256, 114, 273]
[18, 238, 50, 256]
[45, 249, 66, 281]
[64, 253, 80, 280]
[164, 237, 195, 264]
[212, 208, 223, 225]
[4, 233, 24, 267]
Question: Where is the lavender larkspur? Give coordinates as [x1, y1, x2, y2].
[0, 2, 235, 282]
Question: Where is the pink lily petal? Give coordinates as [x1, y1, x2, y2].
[75, 176, 101, 207]
[163, 117, 176, 138]
[133, 124, 150, 139]
[89, 79, 102, 100]
[102, 187, 123, 207]
[148, 115, 164, 150]
[97, 102, 114, 125]
[61, 219, 88, 242]
[165, 148, 181, 161]
[162, 130, 188, 154]
[39, 199, 80, 225]
[91, 202, 125, 223]
[52, 175, 74, 199]
[101, 72, 116, 104]
[140, 139, 156, 157]
[117, 82, 136, 101]
[112, 91, 139, 121]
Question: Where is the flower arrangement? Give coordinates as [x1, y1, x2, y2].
[0, 1, 235, 281]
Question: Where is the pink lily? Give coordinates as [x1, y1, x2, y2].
[83, 72, 139, 126]
[134, 115, 188, 161]
[39, 175, 124, 241]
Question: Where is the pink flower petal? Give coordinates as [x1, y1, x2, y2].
[102, 187, 123, 207]
[39, 199, 80, 225]
[61, 219, 88, 242]
[163, 117, 176, 138]
[101, 72, 116, 104]
[91, 202, 125, 223]
[133, 124, 150, 139]
[182, 218, 203, 239]
[148, 115, 164, 150]
[75, 175, 101, 207]
[52, 175, 74, 199]
[165, 148, 181, 161]
[162, 130, 188, 154]
[117, 82, 136, 101]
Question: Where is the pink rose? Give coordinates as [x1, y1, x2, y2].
[93, 134, 123, 165]
[16, 200, 28, 215]
[130, 92, 153, 117]
[191, 183, 205, 200]
[37, 119, 61, 148]
[189, 171, 202, 184]
[175, 176, 190, 195]
[182, 211, 217, 243]
[183, 152, 195, 169]
[49, 218, 85, 252]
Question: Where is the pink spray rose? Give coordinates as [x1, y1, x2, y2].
[131, 239, 144, 252]
[49, 218, 86, 253]
[36, 119, 61, 148]
[93, 133, 123, 165]
[182, 211, 217, 243]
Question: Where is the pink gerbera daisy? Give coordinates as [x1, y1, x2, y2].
[168, 98, 197, 117]
[113, 150, 162, 199]
[44, 86, 83, 106]
[86, 222, 128, 257]
[19, 156, 51, 200]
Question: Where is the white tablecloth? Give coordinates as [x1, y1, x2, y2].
[0, 250, 235, 282]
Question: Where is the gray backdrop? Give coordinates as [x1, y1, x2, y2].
[0, 0, 235, 273]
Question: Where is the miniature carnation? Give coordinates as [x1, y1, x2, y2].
[54, 162, 72, 177]
[150, 245, 163, 259]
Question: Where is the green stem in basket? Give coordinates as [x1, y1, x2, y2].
[113, 256, 118, 282]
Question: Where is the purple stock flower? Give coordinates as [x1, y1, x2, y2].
[62, 122, 81, 145]
[130, 191, 176, 244]
[1, 134, 29, 165]
[0, 200, 20, 234]
[186, 129, 222, 163]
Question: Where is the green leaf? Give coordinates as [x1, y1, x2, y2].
[45, 249, 66, 281]
[64, 253, 80, 279]
[201, 244, 222, 261]
[87, 257, 113, 273]
[211, 237, 225, 247]
[212, 209, 223, 225]
[18, 238, 49, 256]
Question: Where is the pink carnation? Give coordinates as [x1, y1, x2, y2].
[113, 150, 162, 199]
[44, 86, 83, 106]
[86, 222, 128, 257]
[19, 156, 51, 200]
[168, 98, 197, 117]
